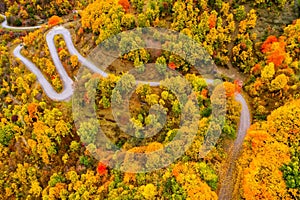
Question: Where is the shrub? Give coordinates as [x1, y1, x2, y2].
[48, 173, 65, 187]
[0, 124, 14, 146]
[234, 6, 246, 21]
[155, 56, 167, 75]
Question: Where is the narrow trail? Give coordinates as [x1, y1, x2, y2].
[1, 14, 251, 199]
[218, 93, 251, 200]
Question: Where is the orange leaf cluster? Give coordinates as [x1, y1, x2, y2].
[261, 36, 286, 67]
[223, 82, 236, 97]
[48, 15, 63, 26]
[238, 99, 300, 199]
[128, 142, 163, 153]
[28, 103, 38, 118]
[172, 164, 184, 178]
[208, 14, 217, 29]
[118, 0, 130, 12]
[123, 172, 136, 183]
[266, 42, 286, 67]
[261, 35, 278, 53]
[250, 64, 261, 74]
[201, 89, 208, 98]
[246, 130, 270, 150]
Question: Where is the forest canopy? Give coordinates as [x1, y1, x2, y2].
[0, 0, 299, 199]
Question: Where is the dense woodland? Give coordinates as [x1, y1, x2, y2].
[0, 0, 299, 199]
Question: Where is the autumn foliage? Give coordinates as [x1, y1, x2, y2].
[238, 99, 300, 199]
[172, 162, 218, 199]
[168, 62, 177, 70]
[208, 14, 217, 29]
[48, 15, 63, 26]
[28, 103, 38, 118]
[97, 162, 108, 175]
[1, 0, 300, 199]
[223, 82, 236, 97]
[118, 0, 130, 12]
[240, 128, 290, 199]
[261, 35, 278, 53]
[261, 35, 286, 67]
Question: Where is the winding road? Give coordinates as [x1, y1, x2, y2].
[218, 93, 251, 199]
[0, 14, 41, 30]
[1, 14, 251, 199]
[13, 26, 161, 100]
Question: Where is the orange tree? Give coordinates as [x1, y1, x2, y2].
[237, 99, 300, 199]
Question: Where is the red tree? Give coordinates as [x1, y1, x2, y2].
[97, 162, 108, 175]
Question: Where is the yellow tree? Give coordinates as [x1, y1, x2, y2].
[238, 99, 300, 199]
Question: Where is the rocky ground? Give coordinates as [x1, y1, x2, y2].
[254, 1, 299, 40]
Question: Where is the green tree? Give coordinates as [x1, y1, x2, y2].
[48, 173, 65, 187]
[155, 56, 167, 75]
[77, 119, 99, 145]
[234, 5, 246, 21]
[0, 123, 14, 146]
[132, 0, 145, 13]
[280, 149, 300, 191]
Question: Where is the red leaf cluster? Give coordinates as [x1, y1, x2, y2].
[261, 35, 278, 53]
[168, 62, 176, 70]
[118, 0, 130, 12]
[97, 162, 108, 175]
